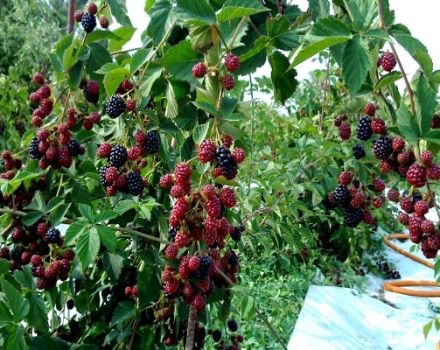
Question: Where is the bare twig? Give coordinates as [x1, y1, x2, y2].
[185, 305, 197, 350]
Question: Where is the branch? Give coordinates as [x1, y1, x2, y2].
[377, 0, 416, 115]
[184, 306, 197, 350]
[215, 267, 288, 350]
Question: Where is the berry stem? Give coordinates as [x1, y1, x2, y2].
[377, 0, 416, 116]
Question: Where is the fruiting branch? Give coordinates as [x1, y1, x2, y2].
[184, 305, 197, 350]
[377, 0, 416, 115]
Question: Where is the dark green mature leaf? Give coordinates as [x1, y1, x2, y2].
[308, 0, 330, 20]
[218, 19, 249, 50]
[68, 60, 84, 89]
[397, 103, 420, 142]
[176, 0, 216, 25]
[103, 67, 129, 95]
[14, 266, 35, 290]
[391, 31, 432, 75]
[415, 75, 437, 136]
[147, 0, 175, 44]
[86, 43, 112, 81]
[161, 41, 201, 83]
[130, 49, 152, 74]
[193, 122, 212, 144]
[111, 301, 135, 326]
[49, 203, 70, 226]
[78, 203, 95, 223]
[342, 36, 371, 93]
[103, 252, 124, 281]
[23, 211, 44, 226]
[290, 17, 351, 67]
[176, 104, 198, 131]
[269, 51, 298, 104]
[4, 325, 26, 350]
[77, 226, 100, 270]
[139, 64, 163, 97]
[1, 279, 29, 321]
[27, 294, 49, 333]
[107, 0, 132, 27]
[29, 336, 70, 350]
[85, 30, 121, 45]
[65, 221, 86, 246]
[375, 71, 402, 91]
[96, 225, 117, 253]
[216, 0, 269, 22]
[138, 265, 160, 307]
[342, 0, 377, 30]
[0, 302, 13, 325]
[108, 27, 136, 52]
[266, 17, 300, 51]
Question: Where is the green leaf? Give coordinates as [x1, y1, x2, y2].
[391, 31, 433, 75]
[138, 265, 160, 307]
[308, 0, 330, 20]
[342, 36, 371, 93]
[269, 51, 298, 104]
[77, 226, 100, 270]
[364, 28, 390, 41]
[62, 44, 76, 70]
[86, 43, 112, 81]
[4, 325, 27, 350]
[85, 30, 121, 44]
[49, 203, 70, 226]
[111, 301, 135, 326]
[0, 301, 13, 326]
[145, 0, 156, 13]
[165, 81, 178, 119]
[161, 41, 201, 83]
[342, 0, 377, 30]
[68, 60, 84, 89]
[375, 71, 402, 91]
[146, 0, 175, 45]
[139, 65, 163, 97]
[130, 49, 152, 74]
[25, 191, 46, 212]
[1, 279, 29, 321]
[108, 27, 136, 52]
[415, 75, 437, 136]
[107, 0, 132, 27]
[96, 225, 117, 253]
[423, 131, 440, 145]
[103, 67, 129, 95]
[95, 63, 120, 74]
[193, 122, 212, 144]
[46, 197, 64, 212]
[78, 203, 95, 223]
[103, 252, 124, 281]
[176, 0, 216, 25]
[27, 294, 49, 333]
[216, 0, 269, 22]
[22, 211, 44, 227]
[266, 16, 300, 51]
[423, 320, 433, 339]
[397, 103, 420, 142]
[175, 104, 198, 131]
[95, 210, 119, 222]
[65, 221, 86, 246]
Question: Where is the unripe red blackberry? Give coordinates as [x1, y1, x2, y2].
[37, 85, 51, 99]
[33, 72, 45, 85]
[188, 256, 200, 271]
[36, 278, 46, 290]
[338, 171, 352, 185]
[198, 139, 217, 163]
[119, 79, 133, 92]
[387, 189, 400, 203]
[21, 252, 31, 264]
[420, 150, 433, 166]
[379, 52, 396, 72]
[30, 254, 43, 266]
[220, 187, 237, 208]
[97, 142, 112, 158]
[224, 53, 240, 72]
[399, 196, 413, 213]
[106, 186, 117, 196]
[350, 191, 365, 208]
[205, 196, 221, 218]
[373, 178, 385, 192]
[414, 200, 429, 216]
[105, 166, 119, 183]
[232, 148, 245, 164]
[174, 163, 191, 184]
[191, 294, 206, 312]
[170, 184, 185, 198]
[173, 198, 188, 219]
[29, 92, 40, 104]
[372, 197, 384, 208]
[364, 102, 376, 116]
[427, 234, 440, 250]
[165, 244, 178, 260]
[163, 279, 180, 297]
[334, 114, 346, 127]
[221, 75, 235, 90]
[159, 174, 174, 188]
[408, 215, 422, 235]
[174, 231, 190, 248]
[398, 212, 409, 225]
[124, 286, 132, 297]
[99, 16, 109, 28]
[371, 118, 386, 134]
[87, 2, 98, 15]
[39, 99, 53, 116]
[135, 130, 147, 144]
[421, 220, 435, 234]
[397, 151, 410, 165]
[406, 163, 426, 187]
[86, 80, 99, 95]
[202, 184, 217, 199]
[182, 283, 195, 301]
[126, 99, 136, 112]
[192, 62, 207, 78]
[427, 164, 440, 180]
[338, 123, 351, 140]
[380, 159, 393, 174]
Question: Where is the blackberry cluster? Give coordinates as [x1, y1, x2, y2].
[352, 144, 366, 159]
[216, 146, 238, 180]
[105, 95, 126, 118]
[80, 13, 96, 33]
[357, 116, 373, 141]
[143, 131, 160, 154]
[376, 259, 401, 279]
[193, 256, 212, 279]
[343, 208, 362, 227]
[126, 171, 144, 196]
[109, 145, 127, 167]
[373, 136, 392, 160]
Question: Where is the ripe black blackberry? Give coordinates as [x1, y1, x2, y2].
[45, 227, 60, 244]
[168, 226, 179, 241]
[105, 95, 126, 118]
[373, 136, 392, 160]
[356, 116, 373, 141]
[29, 137, 42, 159]
[99, 166, 110, 186]
[15, 121, 25, 134]
[343, 208, 363, 227]
[67, 140, 81, 156]
[125, 171, 144, 195]
[352, 144, 366, 159]
[227, 319, 238, 332]
[334, 185, 350, 205]
[194, 255, 212, 279]
[228, 251, 239, 267]
[108, 145, 127, 167]
[83, 89, 99, 104]
[216, 146, 238, 179]
[10, 246, 24, 262]
[144, 131, 160, 154]
[230, 227, 241, 242]
[212, 329, 222, 342]
[80, 13, 96, 33]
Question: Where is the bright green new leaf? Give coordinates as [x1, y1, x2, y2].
[176, 0, 216, 25]
[216, 0, 269, 22]
[77, 226, 100, 270]
[342, 36, 371, 93]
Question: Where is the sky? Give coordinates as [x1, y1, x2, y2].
[121, 0, 440, 87]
